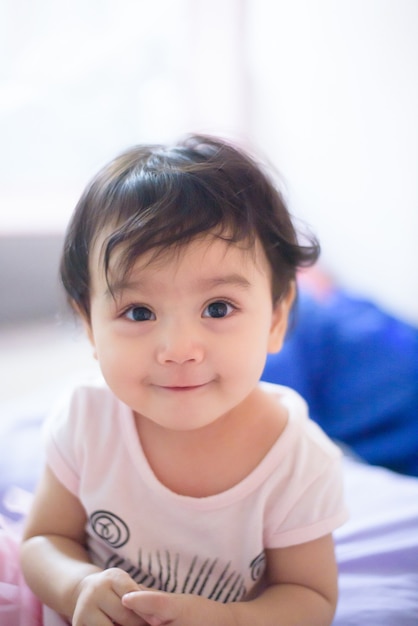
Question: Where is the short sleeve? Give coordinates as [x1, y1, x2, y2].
[263, 414, 349, 548]
[43, 388, 85, 495]
[43, 379, 128, 499]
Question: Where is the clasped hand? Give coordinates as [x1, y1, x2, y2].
[72, 567, 234, 626]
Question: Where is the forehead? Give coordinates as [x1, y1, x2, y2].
[90, 231, 272, 293]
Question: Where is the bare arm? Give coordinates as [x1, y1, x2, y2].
[230, 534, 338, 625]
[122, 534, 338, 626]
[20, 466, 143, 626]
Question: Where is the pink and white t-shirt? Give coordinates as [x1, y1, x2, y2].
[45, 379, 347, 602]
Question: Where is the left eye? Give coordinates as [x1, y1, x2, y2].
[203, 301, 234, 318]
[125, 306, 156, 322]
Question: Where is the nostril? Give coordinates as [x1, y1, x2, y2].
[157, 340, 204, 365]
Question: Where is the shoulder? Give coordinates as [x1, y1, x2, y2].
[51, 375, 119, 412]
[258, 385, 348, 547]
[43, 377, 131, 493]
[44, 376, 127, 442]
[259, 380, 308, 413]
[259, 381, 341, 460]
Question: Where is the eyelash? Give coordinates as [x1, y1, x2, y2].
[121, 300, 237, 322]
[123, 306, 156, 322]
[202, 300, 237, 318]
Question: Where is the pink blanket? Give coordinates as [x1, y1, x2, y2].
[0, 515, 42, 626]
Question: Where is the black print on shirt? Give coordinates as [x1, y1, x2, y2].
[106, 549, 265, 603]
[107, 551, 247, 602]
[250, 551, 266, 581]
[90, 510, 130, 548]
[91, 510, 266, 602]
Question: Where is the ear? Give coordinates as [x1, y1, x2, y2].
[267, 281, 296, 354]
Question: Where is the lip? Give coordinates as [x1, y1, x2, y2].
[155, 383, 209, 392]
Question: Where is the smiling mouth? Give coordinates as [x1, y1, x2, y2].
[157, 383, 208, 392]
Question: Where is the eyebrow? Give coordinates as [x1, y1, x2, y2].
[105, 273, 252, 299]
[198, 274, 252, 290]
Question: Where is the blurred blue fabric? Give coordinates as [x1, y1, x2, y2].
[261, 290, 418, 476]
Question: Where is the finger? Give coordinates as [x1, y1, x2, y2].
[107, 567, 142, 597]
[73, 569, 146, 626]
[73, 604, 115, 626]
[99, 588, 148, 626]
[96, 568, 147, 625]
[122, 591, 181, 626]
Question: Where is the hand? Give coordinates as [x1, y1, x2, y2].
[122, 590, 236, 626]
[72, 567, 148, 626]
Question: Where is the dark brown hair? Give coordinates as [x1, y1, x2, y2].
[60, 134, 320, 318]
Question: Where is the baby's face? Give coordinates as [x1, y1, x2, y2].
[83, 233, 293, 432]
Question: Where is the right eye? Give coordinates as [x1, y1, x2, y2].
[124, 306, 156, 322]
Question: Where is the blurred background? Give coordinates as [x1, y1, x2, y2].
[1, 0, 417, 411]
[1, 0, 417, 326]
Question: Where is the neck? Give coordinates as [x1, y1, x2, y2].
[132, 387, 287, 497]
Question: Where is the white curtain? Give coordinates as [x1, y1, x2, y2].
[1, 0, 417, 322]
[0, 0, 251, 233]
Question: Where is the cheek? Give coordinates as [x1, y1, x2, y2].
[223, 326, 270, 375]
[94, 335, 136, 377]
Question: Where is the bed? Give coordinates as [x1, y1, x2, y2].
[1, 279, 417, 625]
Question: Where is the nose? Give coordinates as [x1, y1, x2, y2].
[156, 320, 204, 365]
